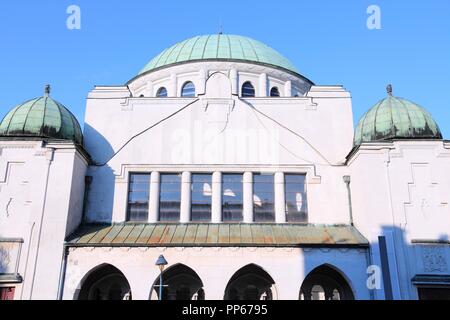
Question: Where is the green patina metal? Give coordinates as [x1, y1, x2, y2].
[0, 94, 83, 145]
[66, 223, 369, 247]
[138, 34, 300, 76]
[354, 93, 442, 146]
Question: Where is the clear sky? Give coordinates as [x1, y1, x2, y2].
[0, 1, 449, 136]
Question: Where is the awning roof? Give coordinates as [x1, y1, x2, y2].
[66, 223, 368, 248]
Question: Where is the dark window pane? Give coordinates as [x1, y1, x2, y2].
[191, 174, 212, 221]
[242, 82, 255, 97]
[156, 87, 167, 97]
[253, 173, 275, 222]
[159, 173, 181, 221]
[222, 174, 243, 222]
[181, 81, 196, 97]
[270, 87, 280, 97]
[127, 173, 150, 222]
[285, 174, 308, 223]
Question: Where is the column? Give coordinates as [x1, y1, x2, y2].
[169, 73, 177, 97]
[230, 69, 238, 95]
[243, 172, 253, 223]
[148, 171, 160, 222]
[198, 68, 207, 95]
[259, 73, 268, 97]
[211, 172, 222, 223]
[284, 80, 292, 97]
[275, 172, 286, 223]
[180, 171, 191, 223]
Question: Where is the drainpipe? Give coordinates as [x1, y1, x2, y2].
[343, 175, 354, 226]
[29, 148, 54, 299]
[57, 244, 69, 300]
[81, 176, 93, 223]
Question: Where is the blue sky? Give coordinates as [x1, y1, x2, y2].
[0, 1, 449, 136]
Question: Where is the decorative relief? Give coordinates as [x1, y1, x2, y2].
[423, 246, 447, 272]
[5, 198, 12, 218]
[404, 164, 447, 224]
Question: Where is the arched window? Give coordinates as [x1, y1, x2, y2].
[77, 264, 132, 300]
[270, 87, 280, 97]
[299, 265, 354, 300]
[241, 81, 255, 97]
[224, 264, 275, 300]
[151, 264, 204, 300]
[156, 87, 168, 97]
[181, 81, 196, 97]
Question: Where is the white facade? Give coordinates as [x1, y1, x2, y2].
[1, 34, 449, 300]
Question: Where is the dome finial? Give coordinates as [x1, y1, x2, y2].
[44, 84, 51, 97]
[386, 84, 393, 96]
[218, 20, 223, 35]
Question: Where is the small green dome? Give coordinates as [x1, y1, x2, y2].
[354, 86, 442, 146]
[139, 34, 301, 76]
[0, 87, 83, 145]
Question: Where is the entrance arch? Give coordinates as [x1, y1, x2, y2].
[300, 264, 354, 300]
[77, 264, 131, 300]
[151, 264, 204, 300]
[224, 264, 276, 300]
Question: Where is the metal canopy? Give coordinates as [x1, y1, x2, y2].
[66, 223, 368, 248]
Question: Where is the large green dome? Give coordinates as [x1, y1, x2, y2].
[138, 34, 301, 76]
[354, 86, 442, 146]
[0, 87, 83, 145]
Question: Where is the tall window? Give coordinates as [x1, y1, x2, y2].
[159, 173, 182, 221]
[191, 174, 212, 221]
[270, 87, 280, 97]
[181, 81, 196, 97]
[285, 174, 308, 222]
[156, 87, 168, 97]
[253, 173, 275, 222]
[222, 174, 243, 222]
[127, 173, 150, 222]
[241, 81, 255, 97]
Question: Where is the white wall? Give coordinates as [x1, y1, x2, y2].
[84, 63, 354, 225]
[348, 141, 450, 299]
[63, 246, 370, 300]
[0, 140, 88, 300]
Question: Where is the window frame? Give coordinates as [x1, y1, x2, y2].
[241, 81, 255, 98]
[126, 172, 151, 222]
[190, 173, 213, 222]
[284, 173, 308, 223]
[222, 173, 244, 222]
[270, 86, 280, 97]
[252, 172, 276, 223]
[159, 173, 182, 222]
[156, 87, 168, 97]
[181, 81, 196, 97]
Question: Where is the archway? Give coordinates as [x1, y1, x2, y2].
[151, 264, 204, 300]
[224, 264, 275, 300]
[77, 264, 131, 300]
[299, 265, 354, 300]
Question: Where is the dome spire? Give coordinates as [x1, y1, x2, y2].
[386, 84, 393, 96]
[44, 84, 51, 97]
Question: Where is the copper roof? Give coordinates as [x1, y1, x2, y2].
[66, 223, 368, 248]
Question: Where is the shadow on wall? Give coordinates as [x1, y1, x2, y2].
[359, 225, 450, 300]
[298, 224, 450, 300]
[83, 123, 116, 223]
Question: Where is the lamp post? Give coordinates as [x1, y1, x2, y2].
[155, 255, 168, 300]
